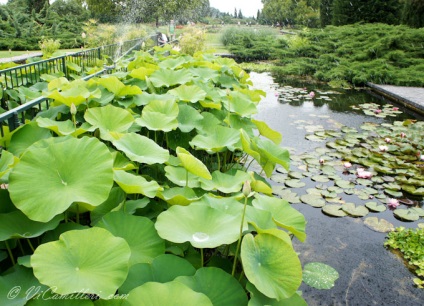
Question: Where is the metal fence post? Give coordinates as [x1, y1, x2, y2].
[62, 57, 67, 79]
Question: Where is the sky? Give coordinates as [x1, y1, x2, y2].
[209, 0, 263, 18]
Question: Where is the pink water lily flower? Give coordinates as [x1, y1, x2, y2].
[343, 162, 352, 168]
[393, 107, 399, 111]
[319, 158, 325, 164]
[356, 168, 373, 179]
[309, 91, 315, 98]
[385, 138, 391, 143]
[375, 109, 382, 114]
[379, 145, 388, 152]
[387, 198, 400, 209]
[400, 132, 406, 138]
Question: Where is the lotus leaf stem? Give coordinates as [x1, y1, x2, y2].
[200, 248, 204, 267]
[217, 152, 221, 171]
[5, 240, 15, 266]
[17, 239, 25, 255]
[185, 169, 189, 187]
[27, 238, 35, 253]
[232, 195, 248, 276]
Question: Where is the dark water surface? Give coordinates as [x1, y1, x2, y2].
[250, 72, 424, 306]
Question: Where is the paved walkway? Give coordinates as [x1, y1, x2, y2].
[367, 83, 424, 115]
[0, 52, 42, 64]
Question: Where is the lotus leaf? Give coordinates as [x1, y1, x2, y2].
[190, 125, 240, 153]
[9, 137, 114, 222]
[8, 122, 52, 157]
[0, 150, 18, 180]
[164, 166, 201, 188]
[189, 67, 220, 82]
[394, 209, 420, 221]
[155, 204, 241, 248]
[168, 85, 207, 103]
[177, 104, 203, 132]
[97, 212, 165, 266]
[123, 281, 212, 306]
[97, 76, 142, 97]
[84, 104, 134, 141]
[47, 86, 92, 107]
[36, 118, 94, 137]
[322, 205, 348, 217]
[300, 194, 325, 208]
[149, 68, 193, 87]
[112, 133, 169, 165]
[251, 119, 282, 144]
[159, 187, 204, 206]
[31, 227, 131, 299]
[365, 202, 387, 212]
[120, 254, 196, 293]
[136, 98, 179, 132]
[199, 170, 249, 193]
[176, 147, 212, 180]
[302, 262, 339, 289]
[225, 91, 257, 117]
[247, 282, 307, 306]
[342, 203, 369, 217]
[26, 298, 93, 305]
[364, 217, 394, 233]
[129, 66, 157, 81]
[175, 267, 248, 306]
[158, 57, 188, 70]
[113, 170, 162, 198]
[241, 233, 302, 300]
[384, 189, 403, 197]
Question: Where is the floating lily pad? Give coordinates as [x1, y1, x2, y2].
[311, 175, 330, 183]
[288, 171, 304, 179]
[409, 207, 424, 217]
[385, 189, 403, 197]
[365, 202, 387, 212]
[285, 179, 306, 188]
[335, 179, 355, 189]
[342, 203, 369, 217]
[322, 205, 348, 217]
[273, 189, 301, 204]
[364, 217, 394, 233]
[300, 194, 325, 208]
[394, 209, 420, 221]
[302, 262, 339, 289]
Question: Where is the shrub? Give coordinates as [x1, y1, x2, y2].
[38, 38, 61, 58]
[179, 27, 206, 55]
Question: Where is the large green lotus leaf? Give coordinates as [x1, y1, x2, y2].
[155, 204, 240, 248]
[122, 281, 212, 306]
[363, 217, 394, 233]
[225, 91, 257, 117]
[394, 209, 420, 221]
[252, 119, 282, 145]
[195, 112, 221, 134]
[247, 282, 307, 306]
[9, 137, 114, 222]
[90, 187, 126, 225]
[149, 68, 193, 87]
[342, 203, 369, 217]
[300, 194, 325, 208]
[112, 133, 169, 165]
[159, 57, 190, 70]
[84, 105, 134, 141]
[96, 212, 165, 266]
[256, 137, 290, 173]
[129, 66, 157, 81]
[0, 265, 48, 306]
[252, 194, 306, 242]
[241, 233, 302, 300]
[176, 147, 212, 180]
[302, 262, 339, 289]
[120, 254, 196, 293]
[8, 122, 52, 157]
[158, 187, 203, 206]
[164, 166, 201, 188]
[190, 125, 240, 153]
[113, 170, 162, 198]
[136, 98, 179, 132]
[189, 67, 220, 82]
[112, 151, 137, 171]
[36, 118, 94, 137]
[177, 104, 203, 133]
[199, 170, 250, 193]
[97, 76, 142, 97]
[0, 210, 62, 241]
[47, 86, 90, 106]
[47, 76, 69, 91]
[27, 298, 93, 306]
[0, 150, 18, 180]
[168, 85, 207, 103]
[175, 267, 247, 306]
[31, 227, 131, 299]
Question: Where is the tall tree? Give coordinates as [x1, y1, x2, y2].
[234, 7, 237, 18]
[238, 9, 243, 19]
[320, 0, 333, 27]
[401, 0, 424, 28]
[256, 9, 260, 20]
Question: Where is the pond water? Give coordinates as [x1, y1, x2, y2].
[250, 72, 424, 305]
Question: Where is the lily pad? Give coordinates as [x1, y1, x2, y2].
[322, 205, 348, 217]
[394, 209, 420, 221]
[303, 262, 339, 289]
[365, 202, 387, 212]
[311, 175, 330, 183]
[300, 194, 325, 208]
[285, 179, 306, 188]
[363, 217, 394, 233]
[342, 203, 369, 217]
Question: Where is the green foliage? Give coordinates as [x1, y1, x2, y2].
[179, 27, 206, 55]
[401, 0, 424, 28]
[385, 227, 424, 287]
[38, 37, 61, 58]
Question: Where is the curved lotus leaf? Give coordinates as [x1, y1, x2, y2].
[26, 298, 93, 306]
[164, 166, 200, 188]
[113, 170, 162, 198]
[0, 210, 62, 241]
[300, 194, 325, 208]
[247, 282, 307, 306]
[9, 137, 114, 222]
[97, 76, 142, 97]
[199, 170, 250, 193]
[122, 281, 212, 306]
[0, 265, 48, 306]
[8, 122, 52, 157]
[155, 204, 240, 248]
[342, 203, 369, 217]
[97, 212, 165, 266]
[177, 104, 203, 132]
[252, 194, 306, 242]
[252, 119, 282, 145]
[322, 205, 348, 217]
[256, 137, 290, 175]
[120, 254, 196, 293]
[0, 150, 18, 180]
[158, 187, 203, 206]
[84, 105, 134, 141]
[190, 126, 240, 153]
[176, 147, 212, 180]
[394, 209, 420, 221]
[149, 68, 193, 88]
[365, 202, 387, 212]
[364, 217, 394, 233]
[129, 66, 158, 81]
[303, 262, 339, 289]
[136, 98, 179, 132]
[189, 67, 220, 82]
[158, 57, 189, 70]
[47, 86, 91, 107]
[241, 233, 302, 300]
[112, 133, 169, 165]
[31, 227, 131, 299]
[175, 267, 248, 306]
[168, 85, 207, 103]
[225, 91, 257, 117]
[36, 118, 94, 137]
